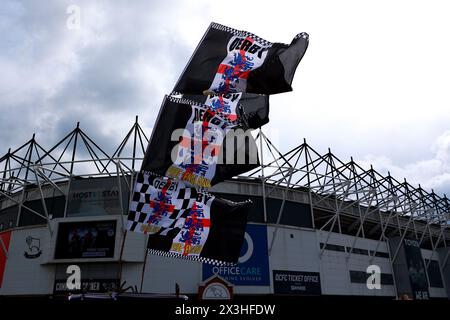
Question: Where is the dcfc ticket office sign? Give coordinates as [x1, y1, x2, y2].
[202, 224, 270, 286]
[273, 270, 322, 295]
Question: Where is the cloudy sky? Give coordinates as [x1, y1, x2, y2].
[1, 0, 449, 196]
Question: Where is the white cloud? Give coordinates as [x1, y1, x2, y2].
[359, 131, 450, 195]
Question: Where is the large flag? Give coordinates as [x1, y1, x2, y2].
[142, 95, 259, 188]
[127, 173, 250, 265]
[174, 22, 309, 95]
[179, 92, 270, 129]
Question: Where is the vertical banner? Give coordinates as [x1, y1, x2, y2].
[174, 22, 309, 95]
[202, 224, 269, 285]
[403, 239, 429, 300]
[141, 96, 259, 189]
[0, 230, 12, 288]
[127, 173, 250, 265]
[181, 93, 270, 129]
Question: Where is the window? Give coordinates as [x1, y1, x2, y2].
[424, 259, 444, 288]
[346, 247, 369, 256]
[320, 243, 346, 252]
[374, 251, 390, 258]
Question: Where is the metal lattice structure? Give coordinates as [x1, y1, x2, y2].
[0, 119, 449, 289]
[249, 130, 450, 280]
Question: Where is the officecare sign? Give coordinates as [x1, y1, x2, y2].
[202, 224, 270, 286]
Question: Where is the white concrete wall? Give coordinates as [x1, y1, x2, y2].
[317, 231, 396, 297]
[141, 254, 202, 294]
[121, 263, 146, 290]
[2, 220, 447, 298]
[135, 226, 399, 297]
[0, 226, 55, 295]
[121, 228, 146, 262]
[267, 225, 320, 294]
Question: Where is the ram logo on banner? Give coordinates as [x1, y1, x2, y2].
[202, 224, 269, 286]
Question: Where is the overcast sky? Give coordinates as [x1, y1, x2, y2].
[1, 0, 449, 197]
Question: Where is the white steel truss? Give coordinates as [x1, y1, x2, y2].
[0, 120, 448, 290]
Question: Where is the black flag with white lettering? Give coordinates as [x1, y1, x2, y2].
[174, 22, 309, 95]
[179, 92, 269, 129]
[127, 173, 250, 265]
[142, 95, 259, 189]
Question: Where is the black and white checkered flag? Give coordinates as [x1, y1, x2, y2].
[126, 172, 250, 265]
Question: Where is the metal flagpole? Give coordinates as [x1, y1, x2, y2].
[259, 128, 268, 223]
[139, 239, 149, 293]
[117, 230, 128, 284]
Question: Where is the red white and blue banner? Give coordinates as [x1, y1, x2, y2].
[126, 22, 310, 265]
[174, 22, 309, 95]
[127, 173, 250, 265]
[141, 95, 259, 189]
[179, 92, 270, 129]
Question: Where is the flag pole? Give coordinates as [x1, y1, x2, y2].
[117, 229, 127, 284]
[259, 128, 268, 223]
[117, 161, 133, 286]
[139, 237, 149, 293]
[118, 170, 137, 290]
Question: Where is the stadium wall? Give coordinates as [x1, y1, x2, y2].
[0, 220, 447, 298]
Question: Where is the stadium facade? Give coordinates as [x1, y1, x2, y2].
[0, 119, 449, 300]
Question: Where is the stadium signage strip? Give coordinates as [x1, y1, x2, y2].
[54, 279, 119, 294]
[71, 190, 119, 199]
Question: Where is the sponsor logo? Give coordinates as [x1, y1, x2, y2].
[203, 225, 270, 286]
[238, 232, 253, 263]
[404, 239, 420, 247]
[71, 190, 119, 200]
[366, 265, 381, 290]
